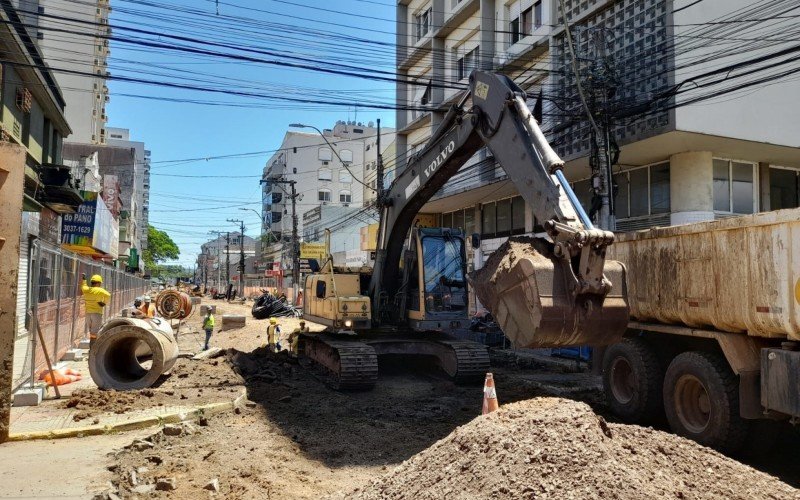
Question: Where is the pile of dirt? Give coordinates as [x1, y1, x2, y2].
[62, 357, 245, 421]
[339, 398, 798, 500]
[64, 389, 140, 417]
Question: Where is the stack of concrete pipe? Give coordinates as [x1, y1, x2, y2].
[155, 289, 193, 320]
[89, 317, 178, 390]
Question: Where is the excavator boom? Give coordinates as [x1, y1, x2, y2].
[369, 71, 629, 347]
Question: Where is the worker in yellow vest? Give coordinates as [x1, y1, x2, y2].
[81, 273, 110, 346]
[266, 317, 281, 352]
[288, 320, 309, 358]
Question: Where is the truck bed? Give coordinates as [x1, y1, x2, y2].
[608, 208, 800, 341]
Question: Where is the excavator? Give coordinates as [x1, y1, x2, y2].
[300, 71, 629, 389]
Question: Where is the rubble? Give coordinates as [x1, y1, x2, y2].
[155, 477, 177, 491]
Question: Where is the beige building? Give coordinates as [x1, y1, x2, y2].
[396, 0, 800, 275]
[35, 0, 111, 144]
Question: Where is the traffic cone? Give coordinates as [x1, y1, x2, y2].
[482, 372, 499, 414]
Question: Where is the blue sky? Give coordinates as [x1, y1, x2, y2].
[106, 0, 397, 267]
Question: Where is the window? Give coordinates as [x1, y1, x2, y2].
[521, 7, 532, 37]
[457, 46, 479, 81]
[318, 147, 332, 161]
[415, 6, 432, 42]
[479, 196, 526, 239]
[339, 170, 352, 183]
[340, 149, 353, 163]
[769, 168, 800, 210]
[533, 1, 542, 29]
[318, 189, 331, 202]
[612, 162, 671, 219]
[713, 159, 755, 214]
[509, 16, 520, 45]
[340, 190, 352, 203]
[318, 168, 332, 181]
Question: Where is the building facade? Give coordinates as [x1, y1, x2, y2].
[198, 233, 257, 290]
[261, 121, 386, 282]
[106, 127, 151, 248]
[35, 0, 111, 144]
[396, 0, 800, 297]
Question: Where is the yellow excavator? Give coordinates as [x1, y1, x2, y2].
[300, 71, 629, 389]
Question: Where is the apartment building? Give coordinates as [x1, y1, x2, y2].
[396, 0, 800, 271]
[35, 0, 112, 144]
[2, 1, 75, 337]
[106, 127, 151, 249]
[261, 121, 378, 282]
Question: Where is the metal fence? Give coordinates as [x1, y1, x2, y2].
[13, 240, 149, 391]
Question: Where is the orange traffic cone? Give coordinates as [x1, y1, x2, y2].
[482, 372, 499, 414]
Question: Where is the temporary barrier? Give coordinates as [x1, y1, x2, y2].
[13, 240, 148, 391]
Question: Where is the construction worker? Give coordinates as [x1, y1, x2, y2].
[266, 317, 281, 352]
[81, 273, 110, 346]
[202, 309, 215, 350]
[288, 320, 309, 357]
[140, 295, 156, 318]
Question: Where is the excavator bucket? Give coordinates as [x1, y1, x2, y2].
[471, 237, 629, 348]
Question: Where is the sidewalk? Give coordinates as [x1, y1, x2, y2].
[9, 325, 244, 441]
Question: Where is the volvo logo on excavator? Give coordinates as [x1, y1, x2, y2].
[405, 140, 456, 200]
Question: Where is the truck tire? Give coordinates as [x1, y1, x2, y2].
[602, 338, 663, 424]
[663, 351, 748, 453]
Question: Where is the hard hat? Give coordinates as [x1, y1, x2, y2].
[144, 295, 152, 302]
[269, 318, 277, 324]
[90, 274, 103, 284]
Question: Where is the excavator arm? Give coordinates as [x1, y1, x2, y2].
[370, 72, 621, 324]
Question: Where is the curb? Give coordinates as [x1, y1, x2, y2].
[7, 390, 247, 442]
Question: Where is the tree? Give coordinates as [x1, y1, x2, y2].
[143, 225, 180, 272]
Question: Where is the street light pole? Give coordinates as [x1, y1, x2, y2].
[227, 218, 246, 297]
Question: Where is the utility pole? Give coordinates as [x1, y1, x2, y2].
[225, 232, 231, 289]
[208, 230, 229, 292]
[260, 177, 299, 299]
[376, 118, 384, 201]
[227, 218, 246, 297]
[559, 1, 617, 230]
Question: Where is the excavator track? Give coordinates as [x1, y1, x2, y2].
[300, 334, 378, 390]
[435, 340, 491, 384]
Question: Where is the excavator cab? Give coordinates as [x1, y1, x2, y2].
[401, 227, 471, 331]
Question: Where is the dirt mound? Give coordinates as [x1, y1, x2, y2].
[61, 357, 245, 421]
[340, 398, 798, 500]
[64, 389, 140, 414]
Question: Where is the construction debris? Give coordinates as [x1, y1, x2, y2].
[340, 398, 799, 500]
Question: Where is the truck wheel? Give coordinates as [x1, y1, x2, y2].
[663, 351, 748, 453]
[602, 338, 663, 423]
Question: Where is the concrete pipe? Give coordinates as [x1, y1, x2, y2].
[155, 290, 193, 320]
[89, 317, 178, 390]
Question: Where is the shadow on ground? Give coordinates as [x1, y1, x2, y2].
[227, 346, 605, 470]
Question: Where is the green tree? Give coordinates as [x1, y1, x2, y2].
[143, 225, 180, 272]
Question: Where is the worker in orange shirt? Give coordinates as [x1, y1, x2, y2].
[140, 295, 156, 318]
[81, 273, 110, 346]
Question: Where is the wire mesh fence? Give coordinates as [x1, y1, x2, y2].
[12, 240, 149, 391]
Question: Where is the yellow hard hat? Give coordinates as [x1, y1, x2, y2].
[90, 274, 103, 284]
[269, 317, 277, 324]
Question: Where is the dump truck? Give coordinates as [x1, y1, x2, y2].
[300, 71, 629, 389]
[600, 208, 800, 452]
